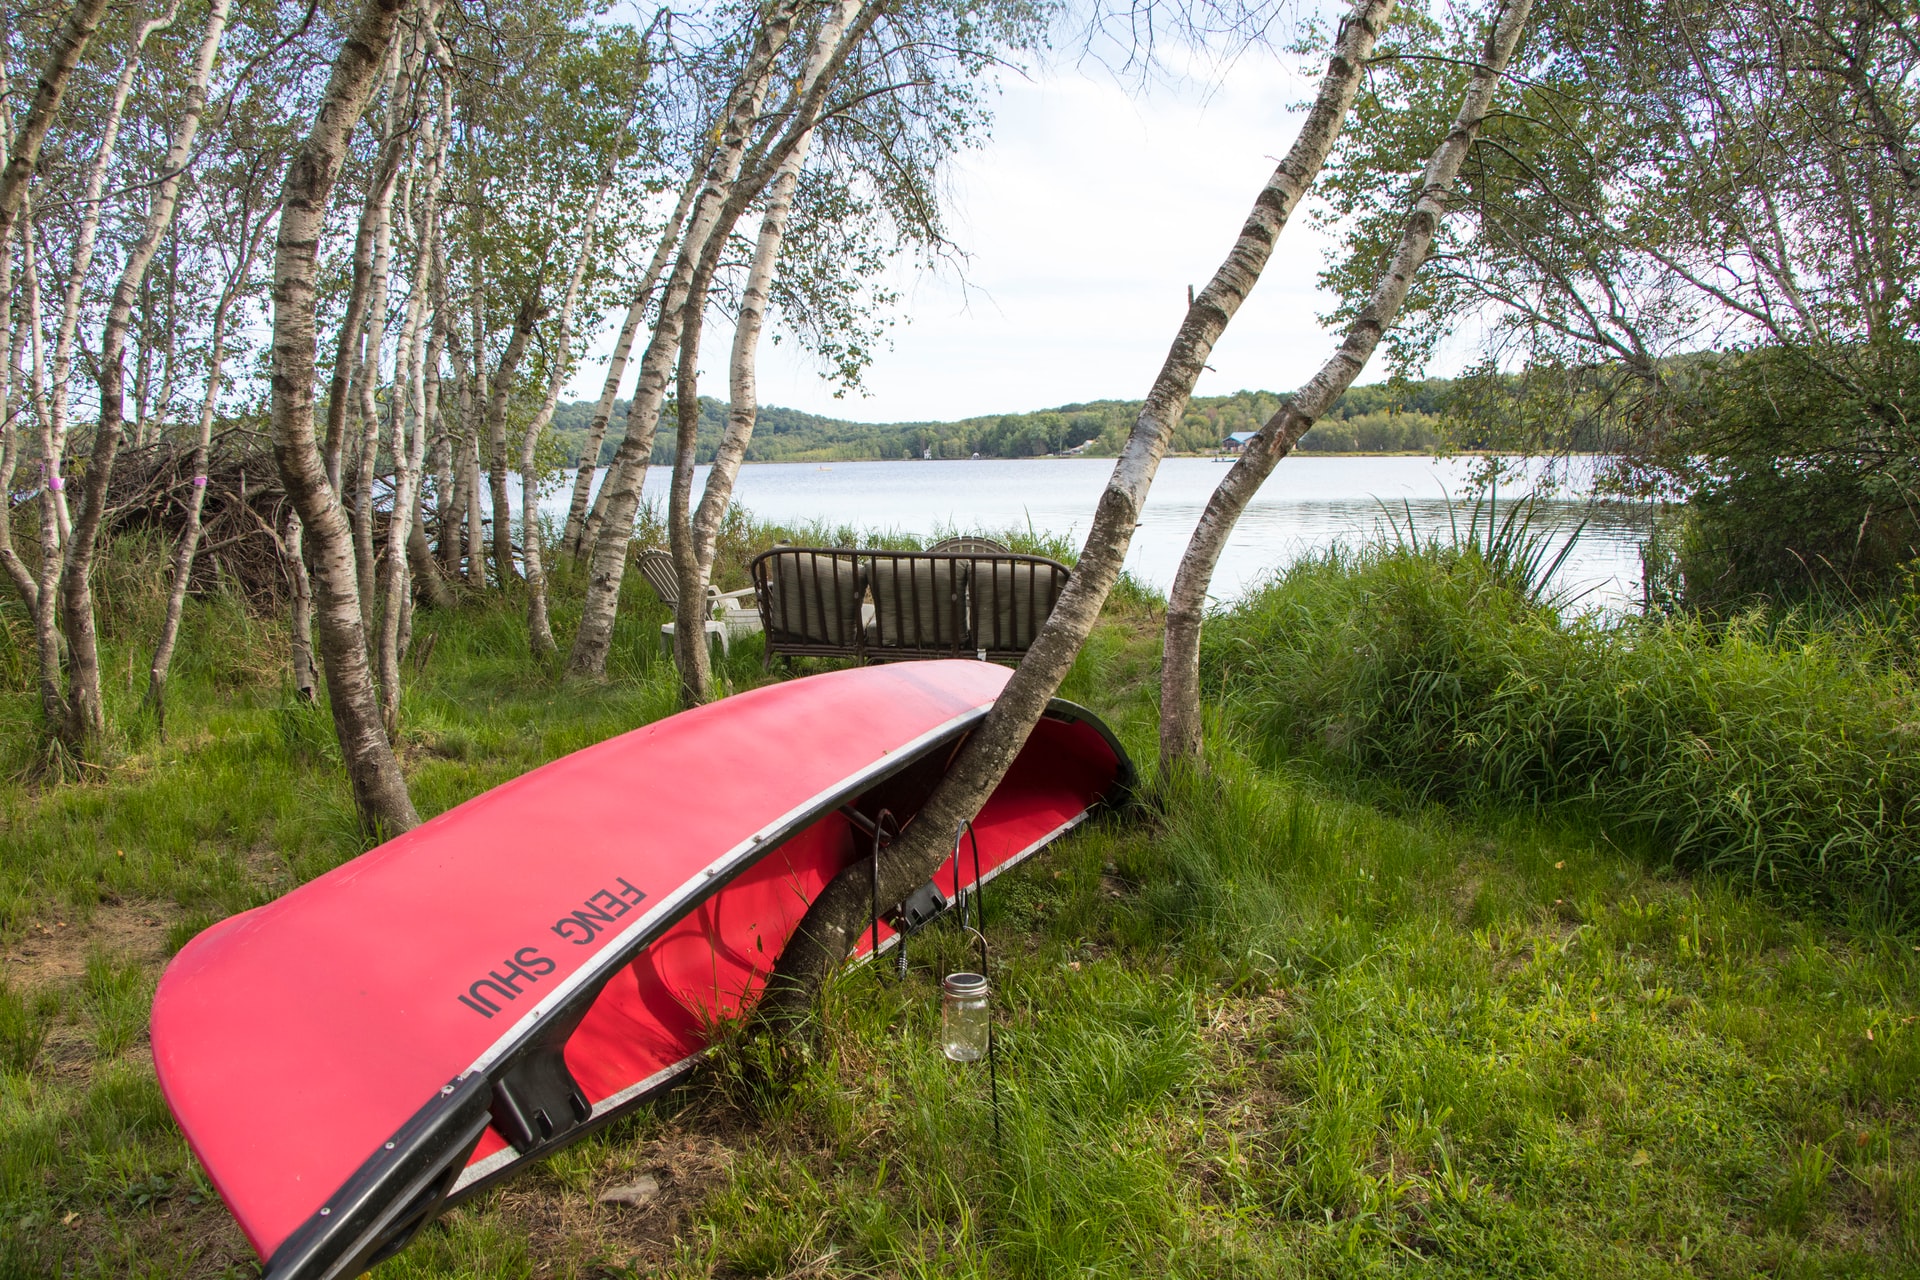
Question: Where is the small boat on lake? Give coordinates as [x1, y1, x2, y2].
[151, 661, 1132, 1279]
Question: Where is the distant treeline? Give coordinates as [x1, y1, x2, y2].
[547, 380, 1452, 467]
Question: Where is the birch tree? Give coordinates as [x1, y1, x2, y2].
[147, 179, 280, 733]
[268, 0, 419, 834]
[763, 0, 1401, 1016]
[665, 0, 871, 704]
[0, 0, 115, 244]
[565, 0, 809, 677]
[519, 164, 614, 653]
[377, 57, 450, 730]
[559, 162, 702, 559]
[30, 0, 233, 750]
[1159, 0, 1533, 768]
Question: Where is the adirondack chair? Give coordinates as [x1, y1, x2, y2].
[636, 548, 759, 657]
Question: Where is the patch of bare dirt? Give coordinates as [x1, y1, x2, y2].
[2, 899, 177, 993]
[451, 1127, 736, 1277]
[55, 1187, 256, 1278]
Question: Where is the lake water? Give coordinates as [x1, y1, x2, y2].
[537, 456, 1657, 609]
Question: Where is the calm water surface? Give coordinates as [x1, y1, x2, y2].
[542, 456, 1656, 609]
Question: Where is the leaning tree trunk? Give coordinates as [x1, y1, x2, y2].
[760, 0, 1401, 1020]
[668, 0, 868, 705]
[60, 0, 229, 752]
[0, 0, 114, 248]
[1159, 0, 1532, 771]
[149, 186, 271, 733]
[268, 0, 418, 835]
[566, 0, 805, 678]
[563, 162, 703, 559]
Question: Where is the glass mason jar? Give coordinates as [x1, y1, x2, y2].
[940, 971, 990, 1062]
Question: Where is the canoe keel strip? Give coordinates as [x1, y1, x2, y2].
[151, 662, 1132, 1279]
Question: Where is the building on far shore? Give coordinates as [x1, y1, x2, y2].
[1222, 431, 1258, 452]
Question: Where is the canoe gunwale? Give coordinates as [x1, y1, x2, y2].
[260, 697, 1130, 1280]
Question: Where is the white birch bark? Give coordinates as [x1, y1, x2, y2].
[268, 0, 419, 835]
[520, 170, 613, 654]
[481, 294, 539, 585]
[667, 0, 870, 704]
[408, 269, 454, 608]
[352, 39, 408, 630]
[44, 0, 184, 546]
[147, 190, 275, 731]
[379, 54, 447, 730]
[23, 208, 66, 728]
[565, 163, 704, 559]
[0, 0, 114, 250]
[467, 288, 493, 584]
[689, 153, 805, 587]
[762, 0, 1401, 1017]
[0, 72, 31, 610]
[1159, 0, 1533, 770]
[58, 0, 230, 748]
[565, 0, 806, 677]
[286, 509, 318, 700]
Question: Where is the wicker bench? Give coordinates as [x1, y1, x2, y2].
[749, 546, 1071, 665]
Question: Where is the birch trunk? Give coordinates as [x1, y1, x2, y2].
[286, 511, 318, 699]
[59, 0, 229, 750]
[45, 0, 183, 550]
[352, 54, 403, 626]
[468, 291, 492, 584]
[0, 0, 114, 246]
[564, 164, 703, 558]
[379, 53, 447, 730]
[760, 0, 1400, 1019]
[689, 156, 803, 588]
[148, 191, 273, 732]
[0, 76, 31, 610]
[268, 0, 418, 834]
[668, 0, 868, 704]
[464, 422, 485, 584]
[408, 298, 454, 608]
[324, 137, 405, 492]
[521, 171, 613, 654]
[24, 212, 67, 728]
[483, 295, 539, 586]
[1159, 0, 1532, 771]
[573, 0, 841, 678]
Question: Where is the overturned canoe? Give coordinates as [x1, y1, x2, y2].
[151, 660, 1131, 1279]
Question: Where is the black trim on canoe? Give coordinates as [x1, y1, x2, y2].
[261, 699, 1131, 1280]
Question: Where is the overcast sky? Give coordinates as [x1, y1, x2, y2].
[567, 41, 1388, 423]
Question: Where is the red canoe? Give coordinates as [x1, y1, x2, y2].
[151, 661, 1131, 1278]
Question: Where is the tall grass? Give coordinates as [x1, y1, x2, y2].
[1205, 536, 1920, 915]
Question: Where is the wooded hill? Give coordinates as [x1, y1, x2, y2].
[551, 379, 1452, 467]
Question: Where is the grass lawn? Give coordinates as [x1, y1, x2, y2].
[2, 543, 1917, 1278]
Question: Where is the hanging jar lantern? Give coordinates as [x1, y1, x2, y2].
[940, 971, 990, 1062]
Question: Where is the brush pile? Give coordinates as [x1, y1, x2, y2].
[102, 430, 293, 605]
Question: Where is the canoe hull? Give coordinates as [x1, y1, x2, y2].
[151, 662, 1130, 1279]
